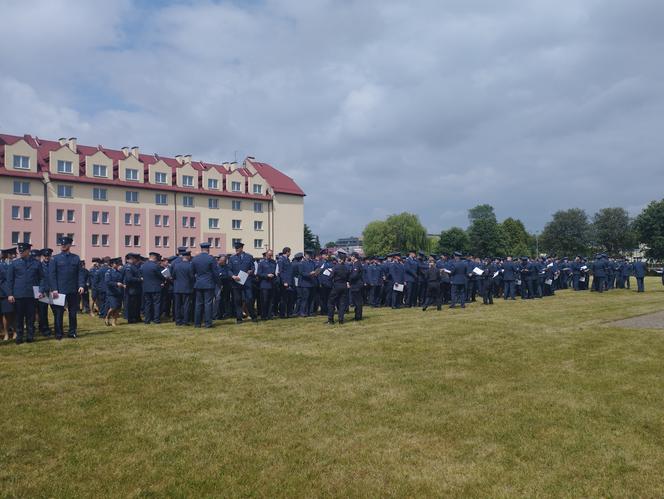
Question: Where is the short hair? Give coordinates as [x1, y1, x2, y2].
[282, 246, 291, 254]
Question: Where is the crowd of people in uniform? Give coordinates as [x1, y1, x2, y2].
[0, 235, 656, 344]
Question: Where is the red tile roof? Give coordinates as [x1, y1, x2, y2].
[0, 132, 305, 198]
[248, 159, 306, 196]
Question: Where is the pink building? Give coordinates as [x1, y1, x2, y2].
[0, 133, 305, 258]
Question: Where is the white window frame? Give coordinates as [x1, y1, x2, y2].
[11, 206, 20, 220]
[182, 175, 194, 187]
[57, 160, 73, 174]
[155, 172, 167, 184]
[232, 219, 242, 230]
[13, 155, 30, 170]
[155, 193, 167, 205]
[208, 178, 218, 190]
[125, 168, 139, 181]
[209, 218, 219, 229]
[93, 164, 108, 178]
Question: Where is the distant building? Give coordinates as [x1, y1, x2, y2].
[1, 132, 305, 258]
[334, 236, 363, 248]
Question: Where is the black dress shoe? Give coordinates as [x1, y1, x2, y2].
[68, 333, 78, 339]
[236, 319, 243, 324]
[338, 320, 344, 324]
[325, 320, 335, 325]
[26, 338, 34, 343]
[55, 335, 63, 341]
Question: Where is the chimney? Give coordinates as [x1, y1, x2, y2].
[131, 146, 139, 158]
[183, 154, 192, 164]
[175, 155, 184, 165]
[58, 137, 67, 146]
[229, 161, 238, 172]
[121, 147, 129, 158]
[67, 137, 77, 153]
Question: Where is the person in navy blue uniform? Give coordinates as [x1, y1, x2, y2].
[482, 257, 498, 305]
[633, 257, 647, 292]
[315, 250, 334, 316]
[192, 242, 219, 328]
[348, 252, 364, 321]
[49, 236, 85, 339]
[172, 251, 194, 326]
[104, 258, 125, 326]
[591, 254, 608, 293]
[325, 252, 350, 325]
[296, 250, 317, 317]
[0, 250, 14, 341]
[449, 251, 469, 308]
[422, 256, 442, 311]
[123, 254, 142, 323]
[79, 260, 91, 314]
[403, 251, 418, 307]
[7, 243, 45, 344]
[141, 252, 165, 324]
[277, 247, 295, 318]
[229, 242, 257, 323]
[36, 248, 53, 336]
[388, 254, 405, 309]
[257, 249, 278, 320]
[501, 256, 517, 300]
[621, 258, 633, 289]
[215, 254, 233, 320]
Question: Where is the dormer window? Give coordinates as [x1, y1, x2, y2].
[125, 168, 139, 181]
[93, 164, 108, 178]
[57, 160, 73, 174]
[208, 178, 219, 190]
[231, 181, 241, 192]
[155, 172, 167, 184]
[13, 155, 30, 170]
[182, 175, 194, 187]
[253, 184, 262, 194]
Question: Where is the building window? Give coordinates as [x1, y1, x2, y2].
[56, 209, 65, 222]
[13, 155, 30, 170]
[208, 198, 219, 209]
[126, 191, 138, 203]
[155, 193, 167, 205]
[209, 218, 219, 229]
[23, 232, 31, 243]
[232, 200, 241, 211]
[232, 219, 241, 230]
[124, 235, 132, 247]
[254, 202, 263, 213]
[93, 164, 108, 178]
[163, 215, 170, 227]
[254, 239, 263, 249]
[214, 237, 220, 248]
[93, 187, 108, 201]
[13, 181, 30, 195]
[125, 168, 139, 181]
[23, 207, 32, 220]
[133, 235, 140, 247]
[155, 172, 167, 184]
[155, 236, 162, 247]
[57, 160, 73, 174]
[189, 237, 196, 247]
[92, 234, 99, 246]
[231, 181, 241, 192]
[101, 211, 109, 224]
[101, 234, 109, 247]
[182, 195, 194, 207]
[163, 236, 170, 247]
[133, 213, 140, 226]
[154, 214, 161, 226]
[232, 238, 242, 247]
[208, 178, 218, 190]
[182, 237, 188, 247]
[182, 175, 194, 187]
[182, 216, 188, 228]
[92, 211, 99, 224]
[11, 206, 20, 219]
[66, 209, 75, 223]
[57, 185, 73, 198]
[124, 213, 132, 225]
[11, 232, 20, 245]
[189, 217, 196, 228]
[253, 184, 262, 194]
[254, 221, 263, 231]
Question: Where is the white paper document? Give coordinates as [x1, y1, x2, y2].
[34, 286, 66, 306]
[579, 277, 586, 282]
[580, 265, 588, 271]
[472, 267, 484, 276]
[393, 283, 404, 292]
[294, 277, 299, 287]
[547, 262, 554, 268]
[237, 270, 249, 285]
[545, 279, 553, 285]
[161, 267, 171, 279]
[323, 268, 332, 277]
[493, 271, 500, 278]
[516, 279, 522, 286]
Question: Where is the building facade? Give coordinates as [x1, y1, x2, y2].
[0, 133, 305, 258]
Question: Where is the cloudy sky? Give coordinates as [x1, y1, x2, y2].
[1, 0, 663, 243]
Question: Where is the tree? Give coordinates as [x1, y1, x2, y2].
[468, 217, 506, 257]
[591, 207, 636, 255]
[324, 241, 336, 248]
[634, 199, 664, 260]
[303, 224, 321, 252]
[468, 204, 497, 224]
[437, 227, 470, 255]
[501, 217, 534, 257]
[362, 213, 429, 256]
[540, 208, 591, 257]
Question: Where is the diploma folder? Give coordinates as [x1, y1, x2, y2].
[33, 286, 66, 307]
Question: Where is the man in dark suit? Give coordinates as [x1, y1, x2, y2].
[192, 242, 218, 328]
[141, 252, 165, 324]
[48, 236, 85, 339]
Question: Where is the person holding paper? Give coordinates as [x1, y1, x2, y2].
[192, 242, 219, 328]
[315, 250, 334, 315]
[229, 241, 258, 324]
[48, 236, 85, 340]
[388, 254, 405, 309]
[7, 243, 45, 344]
[104, 258, 125, 326]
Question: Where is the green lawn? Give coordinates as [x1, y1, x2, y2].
[2, 279, 664, 497]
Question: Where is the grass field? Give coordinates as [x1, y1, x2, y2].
[2, 278, 664, 497]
